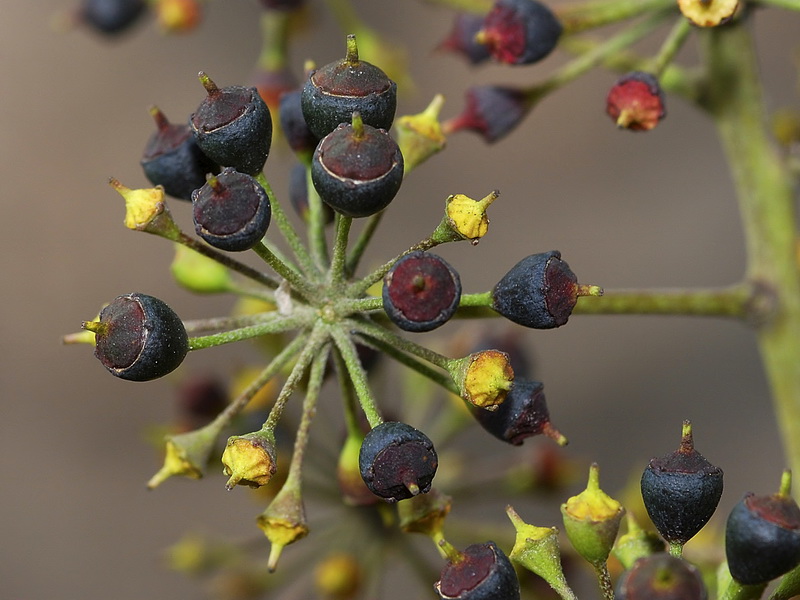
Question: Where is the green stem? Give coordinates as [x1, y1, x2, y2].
[188, 314, 308, 350]
[305, 164, 330, 271]
[328, 213, 353, 290]
[770, 563, 800, 600]
[649, 16, 692, 77]
[556, 0, 676, 34]
[257, 9, 290, 72]
[701, 20, 800, 480]
[182, 311, 281, 334]
[252, 241, 321, 302]
[329, 325, 383, 428]
[752, 0, 800, 9]
[459, 291, 493, 308]
[332, 348, 362, 437]
[256, 172, 320, 278]
[720, 579, 768, 600]
[348, 318, 453, 371]
[593, 562, 615, 600]
[345, 211, 384, 278]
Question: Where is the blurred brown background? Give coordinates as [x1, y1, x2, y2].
[2, 1, 799, 598]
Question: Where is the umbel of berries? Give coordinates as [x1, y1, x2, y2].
[83, 293, 188, 382]
[192, 168, 271, 252]
[616, 554, 707, 600]
[358, 421, 438, 502]
[190, 72, 272, 175]
[141, 106, 218, 201]
[301, 34, 397, 139]
[383, 251, 461, 332]
[492, 250, 602, 329]
[606, 71, 666, 131]
[476, 0, 563, 65]
[640, 421, 723, 551]
[725, 469, 800, 585]
[311, 112, 404, 218]
[435, 541, 520, 600]
[471, 378, 567, 446]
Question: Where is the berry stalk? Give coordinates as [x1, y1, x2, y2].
[554, 0, 676, 34]
[187, 313, 308, 350]
[330, 326, 383, 428]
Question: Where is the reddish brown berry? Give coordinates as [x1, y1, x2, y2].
[606, 71, 666, 131]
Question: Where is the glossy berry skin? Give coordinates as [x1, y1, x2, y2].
[80, 0, 147, 35]
[93, 293, 188, 382]
[311, 121, 404, 218]
[448, 85, 529, 144]
[640, 438, 723, 546]
[471, 379, 552, 445]
[616, 554, 707, 600]
[141, 108, 218, 201]
[359, 422, 438, 503]
[479, 0, 563, 65]
[190, 79, 272, 175]
[192, 168, 271, 252]
[383, 251, 461, 333]
[492, 250, 579, 329]
[435, 541, 520, 600]
[301, 47, 397, 139]
[725, 491, 800, 585]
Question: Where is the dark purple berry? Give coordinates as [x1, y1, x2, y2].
[383, 251, 461, 333]
[175, 375, 228, 430]
[279, 90, 319, 158]
[435, 541, 520, 600]
[141, 106, 218, 201]
[640, 422, 723, 547]
[359, 421, 438, 503]
[437, 13, 492, 65]
[606, 71, 666, 131]
[301, 35, 397, 139]
[478, 0, 562, 65]
[725, 473, 800, 585]
[446, 85, 530, 144]
[190, 73, 272, 176]
[616, 554, 707, 600]
[470, 379, 566, 446]
[311, 114, 404, 218]
[492, 250, 599, 329]
[80, 0, 147, 35]
[192, 167, 271, 252]
[288, 162, 334, 224]
[88, 293, 188, 382]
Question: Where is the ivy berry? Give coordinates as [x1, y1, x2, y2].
[477, 0, 563, 65]
[435, 541, 520, 600]
[79, 0, 147, 35]
[383, 251, 461, 332]
[359, 421, 438, 502]
[83, 293, 188, 382]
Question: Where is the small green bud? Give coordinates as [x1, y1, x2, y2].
[506, 505, 577, 600]
[613, 513, 667, 570]
[171, 244, 232, 294]
[337, 431, 379, 506]
[221, 429, 278, 490]
[561, 463, 625, 565]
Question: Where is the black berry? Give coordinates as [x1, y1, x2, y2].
[437, 13, 492, 65]
[301, 35, 397, 139]
[141, 106, 218, 201]
[446, 85, 530, 144]
[725, 472, 800, 585]
[192, 167, 271, 252]
[640, 422, 723, 548]
[383, 251, 461, 333]
[311, 113, 404, 218]
[88, 292, 188, 381]
[492, 250, 599, 329]
[359, 421, 438, 502]
[79, 0, 147, 35]
[478, 0, 563, 65]
[435, 541, 520, 600]
[190, 72, 273, 175]
[471, 379, 566, 446]
[616, 554, 707, 600]
[279, 89, 319, 158]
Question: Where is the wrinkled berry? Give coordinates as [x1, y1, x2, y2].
[471, 379, 566, 446]
[616, 554, 707, 600]
[606, 71, 666, 131]
[438, 13, 492, 65]
[492, 250, 599, 329]
[359, 421, 438, 502]
[190, 72, 273, 175]
[80, 0, 147, 35]
[88, 292, 188, 381]
[478, 0, 563, 65]
[311, 114, 404, 218]
[192, 167, 271, 252]
[141, 106, 218, 201]
[725, 474, 800, 585]
[446, 85, 530, 144]
[301, 35, 397, 139]
[383, 251, 461, 333]
[641, 422, 723, 547]
[435, 541, 520, 600]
